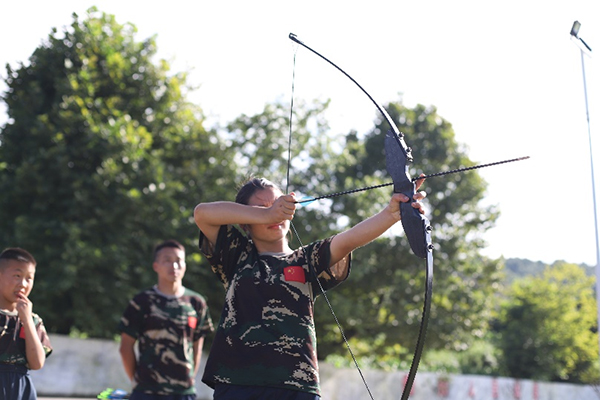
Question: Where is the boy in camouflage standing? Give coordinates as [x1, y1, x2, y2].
[0, 247, 52, 400]
[118, 239, 213, 400]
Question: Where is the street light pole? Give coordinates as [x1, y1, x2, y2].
[570, 20, 600, 358]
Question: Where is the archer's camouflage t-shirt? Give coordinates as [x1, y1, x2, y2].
[0, 310, 52, 367]
[119, 287, 214, 395]
[198, 224, 351, 395]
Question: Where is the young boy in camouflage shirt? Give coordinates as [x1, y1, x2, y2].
[0, 247, 52, 400]
[193, 177, 426, 399]
[118, 240, 213, 400]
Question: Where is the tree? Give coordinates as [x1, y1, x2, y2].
[494, 262, 599, 383]
[0, 8, 235, 337]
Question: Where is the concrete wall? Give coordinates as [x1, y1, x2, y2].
[31, 335, 600, 400]
[319, 366, 600, 400]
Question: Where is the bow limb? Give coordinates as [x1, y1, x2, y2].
[289, 33, 434, 400]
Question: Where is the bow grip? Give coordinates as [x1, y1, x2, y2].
[399, 196, 433, 259]
[385, 131, 433, 259]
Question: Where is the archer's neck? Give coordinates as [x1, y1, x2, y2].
[254, 239, 293, 255]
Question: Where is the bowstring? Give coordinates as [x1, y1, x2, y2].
[286, 45, 297, 195]
[287, 40, 376, 400]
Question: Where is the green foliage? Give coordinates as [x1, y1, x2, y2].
[419, 339, 501, 375]
[493, 262, 599, 383]
[421, 349, 462, 374]
[455, 338, 501, 375]
[504, 257, 594, 283]
[225, 98, 332, 185]
[0, 8, 234, 337]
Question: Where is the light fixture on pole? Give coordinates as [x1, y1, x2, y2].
[570, 20, 599, 358]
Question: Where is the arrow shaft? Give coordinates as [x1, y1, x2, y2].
[296, 156, 529, 204]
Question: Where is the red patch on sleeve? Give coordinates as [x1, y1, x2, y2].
[19, 326, 25, 339]
[284, 266, 306, 283]
[188, 316, 198, 329]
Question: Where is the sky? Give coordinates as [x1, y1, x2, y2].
[1, 1, 599, 266]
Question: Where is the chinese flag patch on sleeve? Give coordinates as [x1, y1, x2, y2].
[284, 266, 306, 283]
[188, 316, 198, 329]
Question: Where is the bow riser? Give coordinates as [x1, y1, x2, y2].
[385, 131, 433, 259]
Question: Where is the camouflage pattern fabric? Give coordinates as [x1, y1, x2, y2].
[0, 310, 52, 367]
[198, 225, 351, 396]
[119, 287, 214, 395]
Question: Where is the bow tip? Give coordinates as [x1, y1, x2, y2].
[289, 33, 301, 44]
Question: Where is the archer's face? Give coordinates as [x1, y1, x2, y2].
[247, 187, 290, 244]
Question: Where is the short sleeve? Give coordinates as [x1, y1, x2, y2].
[198, 225, 251, 288]
[33, 314, 52, 358]
[118, 294, 145, 339]
[192, 294, 214, 341]
[306, 236, 351, 292]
